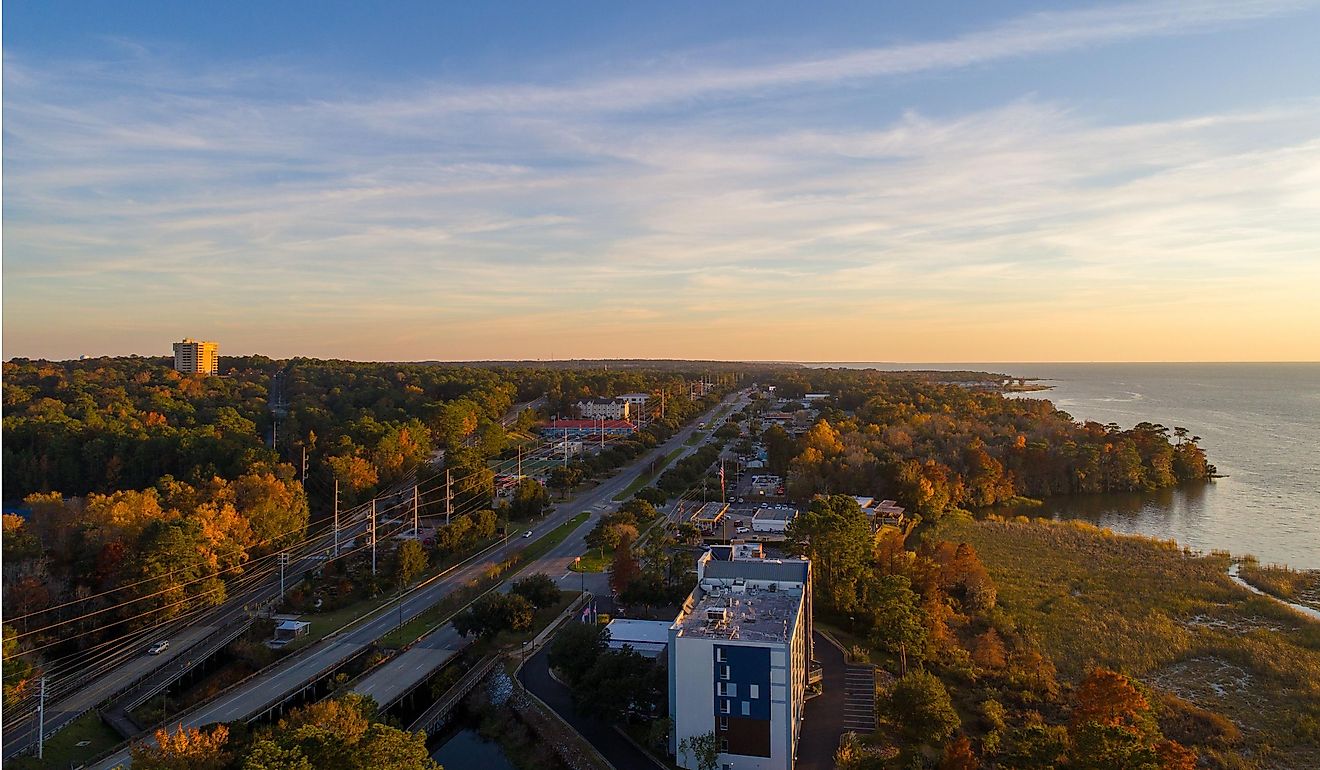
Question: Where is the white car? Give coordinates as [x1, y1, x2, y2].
[523, 530, 532, 538]
[736, 526, 750, 534]
[147, 640, 170, 655]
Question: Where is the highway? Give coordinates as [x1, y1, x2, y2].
[0, 493, 387, 761]
[90, 391, 745, 769]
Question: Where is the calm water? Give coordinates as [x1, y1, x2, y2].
[808, 363, 1320, 570]
[431, 726, 516, 770]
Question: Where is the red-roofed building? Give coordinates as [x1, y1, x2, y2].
[540, 418, 637, 439]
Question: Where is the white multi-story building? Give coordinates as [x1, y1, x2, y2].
[575, 397, 630, 421]
[669, 550, 812, 770]
[617, 392, 651, 412]
[172, 338, 219, 375]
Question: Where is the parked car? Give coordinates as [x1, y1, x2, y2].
[147, 640, 170, 655]
[736, 526, 750, 534]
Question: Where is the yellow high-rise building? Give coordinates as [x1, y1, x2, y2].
[173, 338, 219, 375]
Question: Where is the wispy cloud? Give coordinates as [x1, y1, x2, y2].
[3, 0, 1319, 360]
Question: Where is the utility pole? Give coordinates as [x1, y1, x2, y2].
[445, 469, 452, 525]
[36, 676, 46, 759]
[412, 485, 419, 537]
[370, 500, 378, 576]
[517, 445, 522, 478]
[300, 445, 307, 486]
[279, 552, 289, 596]
[333, 479, 340, 557]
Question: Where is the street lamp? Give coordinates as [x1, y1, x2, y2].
[574, 556, 584, 594]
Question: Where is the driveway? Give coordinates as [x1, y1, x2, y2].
[797, 630, 858, 770]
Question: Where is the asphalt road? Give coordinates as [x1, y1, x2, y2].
[91, 392, 745, 769]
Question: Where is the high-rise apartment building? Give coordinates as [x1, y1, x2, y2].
[669, 549, 812, 770]
[172, 338, 219, 375]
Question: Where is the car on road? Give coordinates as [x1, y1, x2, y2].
[523, 530, 532, 538]
[147, 640, 170, 655]
[736, 526, 750, 534]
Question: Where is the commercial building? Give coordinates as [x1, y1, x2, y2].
[669, 549, 812, 770]
[540, 419, 637, 439]
[751, 506, 797, 534]
[692, 502, 729, 533]
[851, 496, 907, 530]
[576, 397, 631, 421]
[172, 338, 219, 375]
[750, 475, 783, 497]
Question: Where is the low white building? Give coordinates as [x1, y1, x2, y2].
[751, 506, 797, 534]
[605, 618, 670, 659]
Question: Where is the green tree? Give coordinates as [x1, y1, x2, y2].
[511, 573, 561, 608]
[888, 669, 960, 748]
[548, 621, 607, 684]
[508, 478, 551, 520]
[678, 730, 720, 770]
[785, 494, 873, 613]
[394, 539, 428, 590]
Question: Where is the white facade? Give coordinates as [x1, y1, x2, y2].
[576, 398, 630, 420]
[751, 507, 797, 534]
[669, 552, 811, 770]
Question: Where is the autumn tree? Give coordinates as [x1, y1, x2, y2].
[131, 723, 231, 770]
[785, 494, 873, 613]
[609, 532, 642, 596]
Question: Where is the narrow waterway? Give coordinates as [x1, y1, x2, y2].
[1225, 562, 1320, 624]
[431, 724, 517, 770]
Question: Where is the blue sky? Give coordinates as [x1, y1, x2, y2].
[4, 1, 1319, 361]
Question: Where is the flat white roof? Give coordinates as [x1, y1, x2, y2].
[606, 618, 671, 646]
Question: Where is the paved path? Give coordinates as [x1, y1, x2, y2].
[91, 392, 745, 769]
[519, 645, 663, 770]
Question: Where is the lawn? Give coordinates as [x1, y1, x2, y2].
[8, 710, 122, 770]
[570, 548, 612, 573]
[684, 431, 705, 446]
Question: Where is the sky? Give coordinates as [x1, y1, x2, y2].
[4, 0, 1320, 362]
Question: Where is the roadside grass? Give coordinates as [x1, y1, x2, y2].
[287, 535, 506, 652]
[942, 516, 1320, 769]
[8, 711, 121, 770]
[684, 431, 705, 446]
[570, 548, 612, 574]
[380, 513, 589, 649]
[613, 448, 683, 501]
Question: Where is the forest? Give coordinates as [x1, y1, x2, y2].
[0, 355, 730, 717]
[755, 369, 1214, 521]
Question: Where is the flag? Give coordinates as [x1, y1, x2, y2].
[719, 461, 726, 499]
[581, 602, 591, 623]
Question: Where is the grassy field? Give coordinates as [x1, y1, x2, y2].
[612, 447, 683, 501]
[8, 710, 122, 770]
[684, 431, 705, 446]
[941, 516, 1320, 769]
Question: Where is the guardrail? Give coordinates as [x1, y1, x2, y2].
[407, 654, 500, 735]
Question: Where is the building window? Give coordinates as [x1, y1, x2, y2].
[741, 700, 750, 716]
[715, 648, 727, 662]
[719, 716, 729, 731]
[720, 665, 730, 680]
[749, 684, 759, 699]
[721, 740, 729, 753]
[720, 700, 731, 714]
